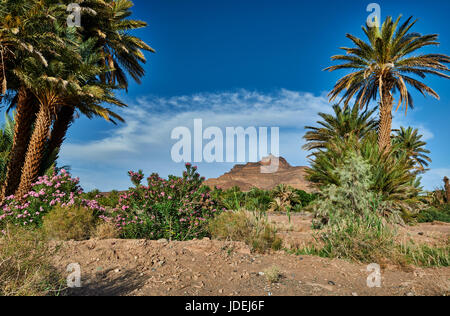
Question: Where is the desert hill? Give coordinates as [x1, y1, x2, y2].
[204, 156, 315, 192]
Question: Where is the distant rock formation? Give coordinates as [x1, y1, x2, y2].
[204, 156, 315, 193]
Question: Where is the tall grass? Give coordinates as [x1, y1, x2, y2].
[0, 225, 64, 296]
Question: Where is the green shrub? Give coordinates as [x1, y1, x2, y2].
[42, 205, 95, 241]
[416, 205, 450, 223]
[310, 153, 397, 226]
[82, 189, 121, 208]
[0, 225, 64, 296]
[209, 210, 282, 253]
[94, 221, 120, 240]
[399, 242, 449, 267]
[105, 164, 221, 240]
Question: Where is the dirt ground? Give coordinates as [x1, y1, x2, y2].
[53, 214, 450, 296]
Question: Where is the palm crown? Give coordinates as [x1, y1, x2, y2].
[303, 103, 378, 154]
[326, 16, 450, 151]
[393, 126, 431, 173]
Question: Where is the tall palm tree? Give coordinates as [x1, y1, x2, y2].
[393, 126, 431, 173]
[45, 0, 154, 168]
[303, 103, 378, 154]
[14, 36, 125, 198]
[0, 0, 64, 199]
[325, 16, 450, 152]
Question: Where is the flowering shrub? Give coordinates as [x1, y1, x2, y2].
[128, 170, 144, 188]
[0, 169, 105, 228]
[105, 164, 223, 240]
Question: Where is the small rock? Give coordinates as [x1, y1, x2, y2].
[406, 292, 415, 297]
[418, 232, 424, 236]
[114, 269, 120, 273]
[328, 281, 336, 286]
[157, 239, 168, 244]
[158, 260, 166, 267]
[219, 289, 224, 294]
[352, 292, 358, 297]
[258, 272, 265, 276]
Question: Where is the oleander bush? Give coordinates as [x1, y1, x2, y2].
[102, 164, 222, 240]
[0, 169, 106, 229]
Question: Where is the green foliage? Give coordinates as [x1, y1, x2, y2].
[311, 152, 400, 226]
[399, 242, 449, 267]
[209, 210, 282, 253]
[104, 164, 220, 241]
[303, 103, 378, 153]
[0, 169, 105, 229]
[211, 185, 316, 213]
[393, 127, 432, 174]
[82, 189, 121, 208]
[326, 15, 450, 112]
[42, 205, 95, 241]
[416, 205, 450, 223]
[0, 225, 64, 296]
[307, 132, 424, 219]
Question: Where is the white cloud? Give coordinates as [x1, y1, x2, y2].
[421, 169, 450, 190]
[59, 89, 441, 191]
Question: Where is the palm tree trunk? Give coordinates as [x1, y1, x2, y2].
[41, 106, 75, 171]
[378, 88, 394, 153]
[1, 87, 38, 200]
[444, 177, 450, 204]
[15, 104, 51, 199]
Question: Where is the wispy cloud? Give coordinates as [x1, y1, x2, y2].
[59, 89, 442, 191]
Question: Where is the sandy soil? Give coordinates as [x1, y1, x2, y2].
[53, 215, 450, 297]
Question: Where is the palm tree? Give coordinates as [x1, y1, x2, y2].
[0, 114, 14, 184]
[393, 126, 431, 173]
[45, 0, 154, 169]
[325, 16, 450, 152]
[0, 0, 64, 199]
[303, 103, 378, 154]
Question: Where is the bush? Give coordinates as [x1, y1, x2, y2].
[82, 189, 121, 208]
[263, 266, 282, 283]
[211, 186, 316, 213]
[102, 164, 222, 240]
[0, 169, 106, 229]
[310, 153, 395, 227]
[399, 242, 449, 267]
[416, 205, 450, 223]
[310, 211, 397, 263]
[42, 205, 94, 241]
[209, 210, 282, 253]
[0, 225, 63, 296]
[307, 133, 423, 219]
[94, 221, 120, 240]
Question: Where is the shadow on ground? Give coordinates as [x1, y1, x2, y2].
[65, 269, 147, 296]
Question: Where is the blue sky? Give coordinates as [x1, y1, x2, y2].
[59, 0, 450, 191]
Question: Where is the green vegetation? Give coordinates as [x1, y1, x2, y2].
[42, 205, 95, 241]
[211, 185, 316, 214]
[416, 205, 450, 223]
[0, 225, 64, 296]
[209, 210, 283, 253]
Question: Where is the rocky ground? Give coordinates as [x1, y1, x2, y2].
[53, 215, 450, 297]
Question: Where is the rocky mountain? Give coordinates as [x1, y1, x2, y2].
[204, 156, 315, 192]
